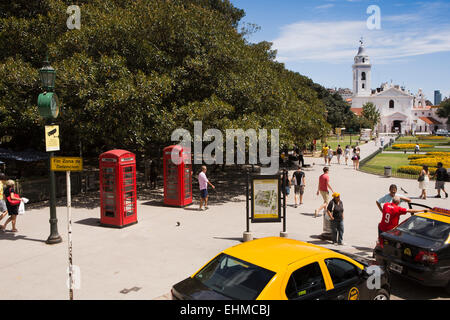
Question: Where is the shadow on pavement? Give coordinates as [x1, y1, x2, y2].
[27, 191, 101, 210]
[390, 274, 449, 300]
[0, 231, 46, 243]
[213, 237, 245, 243]
[75, 218, 101, 227]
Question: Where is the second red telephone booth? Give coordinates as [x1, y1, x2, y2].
[163, 145, 192, 207]
[99, 150, 138, 228]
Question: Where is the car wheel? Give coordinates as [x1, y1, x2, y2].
[373, 289, 390, 300]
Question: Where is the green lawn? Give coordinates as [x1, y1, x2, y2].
[360, 153, 411, 176]
[318, 135, 364, 150]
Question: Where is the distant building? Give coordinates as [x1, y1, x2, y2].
[328, 87, 353, 101]
[434, 90, 442, 106]
[350, 39, 449, 134]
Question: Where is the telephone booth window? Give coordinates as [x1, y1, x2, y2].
[184, 167, 191, 199]
[166, 160, 178, 200]
[122, 166, 135, 217]
[102, 166, 116, 217]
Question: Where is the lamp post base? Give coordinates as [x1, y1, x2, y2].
[46, 234, 62, 245]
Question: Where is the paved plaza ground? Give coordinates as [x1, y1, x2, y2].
[1, 140, 449, 300]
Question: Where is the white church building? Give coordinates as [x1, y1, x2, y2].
[350, 40, 447, 134]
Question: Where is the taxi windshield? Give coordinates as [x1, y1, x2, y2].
[194, 253, 276, 300]
[397, 216, 450, 242]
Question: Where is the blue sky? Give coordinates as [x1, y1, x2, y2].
[231, 0, 450, 102]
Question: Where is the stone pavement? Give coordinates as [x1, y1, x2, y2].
[0, 140, 448, 300]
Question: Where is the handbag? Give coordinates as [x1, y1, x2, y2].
[7, 192, 21, 206]
[418, 174, 425, 182]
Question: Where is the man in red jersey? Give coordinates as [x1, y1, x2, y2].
[378, 197, 425, 237]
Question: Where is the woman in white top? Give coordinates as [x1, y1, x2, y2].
[344, 146, 350, 166]
[419, 166, 430, 200]
[327, 147, 334, 165]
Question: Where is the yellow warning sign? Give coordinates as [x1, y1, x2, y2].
[45, 125, 60, 152]
[51, 157, 83, 172]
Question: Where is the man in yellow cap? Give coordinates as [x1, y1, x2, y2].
[327, 192, 344, 245]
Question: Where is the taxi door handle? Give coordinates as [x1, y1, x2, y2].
[337, 295, 346, 300]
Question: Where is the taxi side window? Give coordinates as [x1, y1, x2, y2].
[285, 262, 325, 300]
[325, 259, 359, 286]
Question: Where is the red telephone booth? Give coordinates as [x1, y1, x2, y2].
[99, 150, 137, 228]
[163, 145, 192, 207]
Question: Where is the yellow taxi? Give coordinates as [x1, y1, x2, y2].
[172, 237, 390, 300]
[375, 207, 450, 293]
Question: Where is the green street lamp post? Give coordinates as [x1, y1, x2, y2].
[38, 56, 62, 245]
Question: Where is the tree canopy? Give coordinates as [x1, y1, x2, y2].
[0, 0, 337, 158]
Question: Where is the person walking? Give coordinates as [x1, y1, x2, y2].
[344, 145, 351, 166]
[418, 165, 430, 200]
[355, 147, 361, 170]
[281, 169, 291, 199]
[327, 147, 334, 165]
[327, 193, 344, 245]
[322, 144, 329, 165]
[433, 162, 448, 198]
[351, 147, 358, 169]
[298, 147, 305, 168]
[378, 196, 425, 239]
[0, 173, 8, 222]
[1, 180, 22, 232]
[315, 167, 334, 218]
[198, 166, 215, 211]
[149, 160, 158, 190]
[336, 145, 343, 165]
[376, 184, 411, 214]
[414, 143, 420, 155]
[292, 166, 306, 207]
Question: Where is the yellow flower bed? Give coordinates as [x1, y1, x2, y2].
[426, 152, 450, 157]
[398, 166, 437, 175]
[418, 136, 446, 140]
[410, 157, 450, 168]
[392, 144, 433, 150]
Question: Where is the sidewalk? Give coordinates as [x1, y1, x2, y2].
[0, 140, 448, 300]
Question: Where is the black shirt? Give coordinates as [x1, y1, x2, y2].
[292, 171, 305, 186]
[436, 167, 447, 181]
[327, 200, 344, 221]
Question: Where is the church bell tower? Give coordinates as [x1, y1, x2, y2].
[353, 38, 372, 97]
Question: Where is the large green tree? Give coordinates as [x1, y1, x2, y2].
[437, 98, 450, 124]
[0, 0, 330, 158]
[361, 102, 381, 130]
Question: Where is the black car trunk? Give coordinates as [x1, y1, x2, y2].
[382, 230, 442, 264]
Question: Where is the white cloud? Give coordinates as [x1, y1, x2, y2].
[315, 4, 335, 9]
[272, 18, 450, 64]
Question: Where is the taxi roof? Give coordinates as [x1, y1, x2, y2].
[417, 209, 450, 224]
[223, 237, 335, 273]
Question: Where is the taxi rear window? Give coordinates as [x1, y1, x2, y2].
[397, 216, 450, 242]
[194, 253, 275, 300]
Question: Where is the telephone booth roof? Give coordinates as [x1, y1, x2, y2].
[100, 149, 135, 159]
